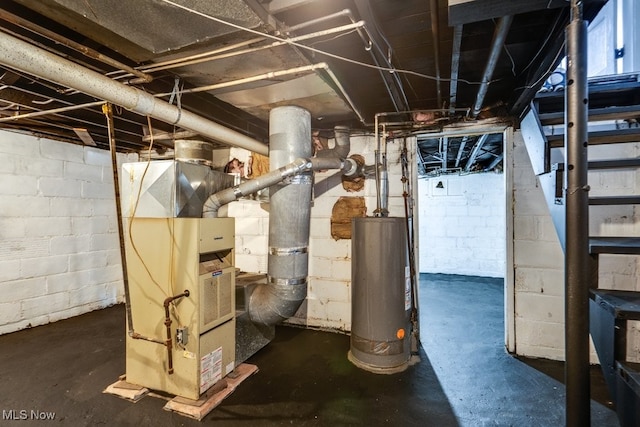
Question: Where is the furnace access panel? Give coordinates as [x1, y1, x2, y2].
[124, 217, 235, 400]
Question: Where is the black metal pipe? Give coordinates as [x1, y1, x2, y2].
[564, 1, 590, 425]
[401, 142, 420, 352]
[429, 0, 442, 108]
[471, 15, 513, 118]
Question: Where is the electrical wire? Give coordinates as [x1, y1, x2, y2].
[307, 29, 359, 47]
[158, 0, 486, 86]
[519, 12, 564, 75]
[515, 40, 566, 91]
[126, 116, 183, 328]
[504, 45, 516, 76]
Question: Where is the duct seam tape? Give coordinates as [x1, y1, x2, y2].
[268, 277, 307, 286]
[269, 246, 308, 255]
[133, 92, 156, 115]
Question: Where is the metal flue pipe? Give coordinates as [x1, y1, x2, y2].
[202, 156, 355, 217]
[254, 106, 314, 325]
[203, 107, 355, 326]
[0, 31, 269, 156]
[316, 125, 351, 159]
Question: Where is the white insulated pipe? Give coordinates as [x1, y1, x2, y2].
[0, 31, 269, 156]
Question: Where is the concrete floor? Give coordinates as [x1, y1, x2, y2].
[421, 273, 618, 427]
[0, 273, 620, 426]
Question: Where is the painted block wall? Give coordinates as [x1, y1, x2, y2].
[0, 130, 136, 335]
[511, 130, 640, 361]
[230, 135, 417, 332]
[418, 172, 506, 277]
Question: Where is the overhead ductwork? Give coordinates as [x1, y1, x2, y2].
[0, 30, 269, 155]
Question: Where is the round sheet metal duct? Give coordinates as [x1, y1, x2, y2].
[174, 140, 214, 166]
[248, 106, 313, 325]
[349, 217, 411, 374]
[0, 30, 268, 155]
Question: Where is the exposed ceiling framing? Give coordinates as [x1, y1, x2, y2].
[0, 0, 607, 172]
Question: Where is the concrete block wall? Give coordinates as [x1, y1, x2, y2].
[230, 135, 416, 331]
[0, 130, 136, 335]
[418, 172, 506, 277]
[512, 130, 569, 360]
[511, 130, 640, 361]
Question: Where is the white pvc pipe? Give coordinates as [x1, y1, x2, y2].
[0, 31, 269, 156]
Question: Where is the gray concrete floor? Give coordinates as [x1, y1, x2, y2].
[0, 273, 619, 426]
[421, 273, 618, 427]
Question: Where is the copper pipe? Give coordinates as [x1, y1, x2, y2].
[163, 290, 190, 374]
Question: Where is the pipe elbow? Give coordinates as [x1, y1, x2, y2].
[333, 125, 351, 158]
[247, 280, 308, 326]
[316, 126, 351, 160]
[202, 194, 222, 218]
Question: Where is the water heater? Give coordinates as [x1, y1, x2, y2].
[349, 217, 412, 374]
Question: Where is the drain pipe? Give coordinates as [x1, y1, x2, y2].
[0, 30, 269, 156]
[429, 0, 443, 108]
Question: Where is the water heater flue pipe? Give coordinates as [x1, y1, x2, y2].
[316, 125, 351, 159]
[202, 156, 356, 218]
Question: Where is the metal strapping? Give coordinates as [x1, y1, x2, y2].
[285, 174, 313, 185]
[233, 186, 243, 198]
[269, 246, 308, 255]
[268, 277, 307, 286]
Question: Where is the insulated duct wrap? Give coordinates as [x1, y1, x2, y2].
[248, 106, 313, 325]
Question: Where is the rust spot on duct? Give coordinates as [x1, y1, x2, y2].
[330, 196, 366, 240]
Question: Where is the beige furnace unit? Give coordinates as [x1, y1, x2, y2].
[124, 217, 236, 400]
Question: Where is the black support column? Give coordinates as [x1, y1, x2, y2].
[564, 1, 590, 426]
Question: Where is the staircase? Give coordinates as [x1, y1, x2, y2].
[522, 73, 640, 427]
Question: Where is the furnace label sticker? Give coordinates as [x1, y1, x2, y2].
[200, 346, 223, 394]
